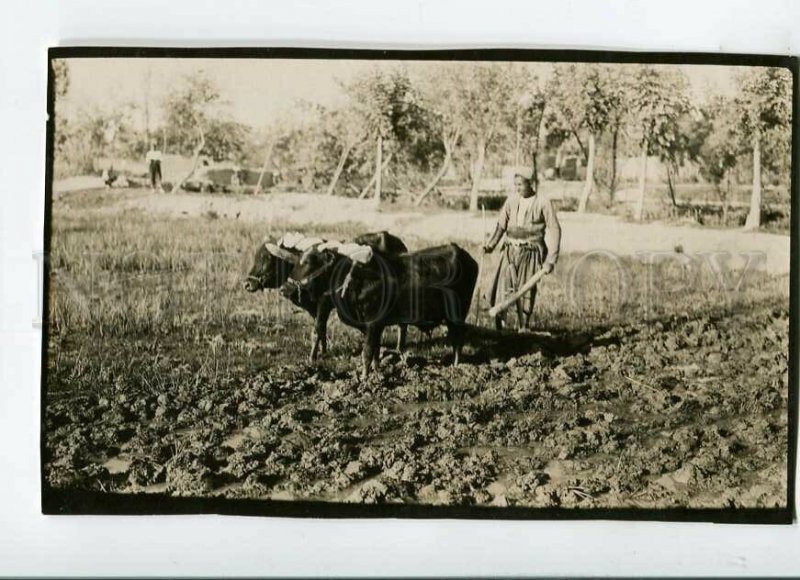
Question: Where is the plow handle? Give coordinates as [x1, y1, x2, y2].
[487, 267, 548, 318]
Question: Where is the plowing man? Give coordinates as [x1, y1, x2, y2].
[483, 167, 561, 331]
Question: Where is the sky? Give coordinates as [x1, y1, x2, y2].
[57, 57, 749, 132]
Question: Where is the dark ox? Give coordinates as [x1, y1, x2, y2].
[284, 243, 478, 377]
[244, 231, 408, 361]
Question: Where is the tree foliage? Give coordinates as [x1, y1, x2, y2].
[345, 68, 432, 150]
[547, 64, 620, 151]
[162, 71, 249, 162]
[54, 104, 143, 177]
[454, 63, 528, 151]
[162, 72, 219, 154]
[734, 66, 792, 229]
[630, 66, 691, 156]
[629, 66, 690, 217]
[547, 63, 625, 210]
[53, 59, 70, 98]
[52, 58, 792, 228]
[442, 63, 542, 209]
[696, 96, 740, 187]
[340, 68, 440, 196]
[734, 66, 793, 178]
[203, 119, 250, 162]
[735, 67, 793, 139]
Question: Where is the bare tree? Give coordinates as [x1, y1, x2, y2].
[547, 63, 619, 212]
[454, 64, 529, 211]
[343, 68, 426, 204]
[413, 64, 464, 206]
[324, 108, 364, 196]
[162, 72, 220, 193]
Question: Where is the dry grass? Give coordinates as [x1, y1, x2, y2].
[48, 193, 788, 391]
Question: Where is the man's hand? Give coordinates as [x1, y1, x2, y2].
[542, 262, 554, 275]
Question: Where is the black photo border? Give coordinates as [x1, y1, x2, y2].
[41, 46, 799, 524]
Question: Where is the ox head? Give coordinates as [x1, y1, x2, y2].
[353, 231, 408, 255]
[243, 240, 299, 292]
[279, 247, 338, 299]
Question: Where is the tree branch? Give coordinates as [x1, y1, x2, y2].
[171, 126, 205, 193]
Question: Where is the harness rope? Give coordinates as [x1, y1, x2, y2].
[335, 263, 357, 297]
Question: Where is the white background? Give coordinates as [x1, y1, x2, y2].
[1, 0, 798, 576]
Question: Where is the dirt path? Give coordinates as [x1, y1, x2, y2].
[112, 191, 791, 274]
[53, 176, 105, 195]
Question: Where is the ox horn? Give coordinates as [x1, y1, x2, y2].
[264, 242, 298, 264]
[300, 246, 318, 265]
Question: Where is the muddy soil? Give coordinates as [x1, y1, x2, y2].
[44, 304, 789, 509]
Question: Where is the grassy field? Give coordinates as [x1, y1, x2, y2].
[44, 189, 790, 509]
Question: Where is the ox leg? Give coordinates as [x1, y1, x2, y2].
[447, 322, 465, 366]
[360, 336, 371, 379]
[397, 324, 409, 364]
[372, 326, 385, 371]
[309, 302, 333, 363]
[309, 328, 321, 364]
[494, 315, 504, 332]
[316, 302, 333, 356]
[362, 325, 382, 379]
[396, 324, 408, 352]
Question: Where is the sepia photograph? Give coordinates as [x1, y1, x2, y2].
[41, 48, 797, 521]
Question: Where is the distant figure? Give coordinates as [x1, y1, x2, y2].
[102, 165, 118, 190]
[230, 164, 242, 193]
[483, 167, 561, 332]
[145, 142, 163, 193]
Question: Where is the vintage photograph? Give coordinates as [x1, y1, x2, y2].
[42, 49, 796, 520]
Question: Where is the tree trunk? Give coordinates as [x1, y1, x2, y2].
[722, 168, 731, 226]
[609, 126, 618, 205]
[469, 138, 486, 212]
[255, 139, 276, 193]
[415, 133, 456, 207]
[744, 133, 762, 231]
[144, 66, 152, 145]
[326, 141, 353, 196]
[578, 132, 595, 213]
[358, 150, 393, 199]
[572, 130, 587, 162]
[634, 141, 647, 221]
[171, 128, 205, 193]
[373, 135, 383, 203]
[666, 162, 678, 207]
[555, 142, 565, 179]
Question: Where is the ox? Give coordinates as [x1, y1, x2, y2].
[244, 231, 408, 361]
[284, 243, 478, 378]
